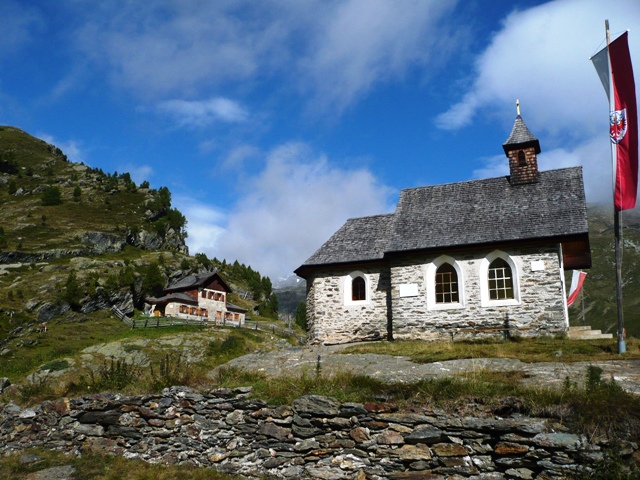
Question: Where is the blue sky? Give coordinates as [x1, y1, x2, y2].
[1, 0, 639, 280]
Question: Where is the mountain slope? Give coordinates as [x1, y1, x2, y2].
[569, 205, 640, 337]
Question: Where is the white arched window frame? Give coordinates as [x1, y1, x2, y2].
[425, 255, 465, 310]
[479, 250, 521, 307]
[344, 271, 370, 306]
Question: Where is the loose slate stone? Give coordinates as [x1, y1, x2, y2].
[377, 430, 405, 445]
[305, 466, 347, 480]
[387, 471, 447, 479]
[405, 426, 446, 445]
[292, 424, 321, 438]
[349, 427, 371, 443]
[19, 454, 43, 464]
[77, 410, 121, 426]
[257, 422, 290, 440]
[74, 423, 105, 436]
[339, 403, 368, 418]
[394, 444, 432, 461]
[375, 413, 433, 425]
[494, 441, 529, 455]
[505, 467, 535, 479]
[431, 443, 468, 457]
[533, 433, 584, 450]
[294, 439, 320, 452]
[293, 395, 340, 417]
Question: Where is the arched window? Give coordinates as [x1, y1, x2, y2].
[518, 150, 527, 166]
[488, 258, 514, 300]
[344, 271, 369, 305]
[435, 263, 459, 303]
[352, 276, 366, 301]
[425, 255, 465, 310]
[479, 251, 520, 307]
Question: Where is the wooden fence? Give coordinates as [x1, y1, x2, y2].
[111, 306, 305, 343]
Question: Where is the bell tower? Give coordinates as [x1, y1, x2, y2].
[503, 100, 541, 185]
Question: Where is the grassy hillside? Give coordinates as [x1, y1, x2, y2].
[0, 127, 288, 386]
[568, 205, 640, 337]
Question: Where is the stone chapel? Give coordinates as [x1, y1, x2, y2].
[294, 113, 591, 344]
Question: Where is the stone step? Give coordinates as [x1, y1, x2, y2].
[568, 326, 592, 332]
[567, 326, 614, 340]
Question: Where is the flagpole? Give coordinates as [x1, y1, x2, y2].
[606, 20, 627, 354]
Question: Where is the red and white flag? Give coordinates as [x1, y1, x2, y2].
[592, 31, 638, 211]
[567, 270, 587, 307]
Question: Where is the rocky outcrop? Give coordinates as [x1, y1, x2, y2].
[126, 228, 188, 255]
[36, 302, 71, 322]
[80, 232, 125, 254]
[80, 289, 134, 316]
[0, 250, 84, 264]
[1, 390, 635, 479]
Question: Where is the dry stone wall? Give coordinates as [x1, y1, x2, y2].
[2, 387, 634, 479]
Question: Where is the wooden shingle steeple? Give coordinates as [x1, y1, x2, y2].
[503, 101, 541, 185]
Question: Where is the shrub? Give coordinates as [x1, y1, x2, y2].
[73, 186, 81, 201]
[207, 334, 248, 360]
[83, 358, 143, 392]
[61, 271, 81, 309]
[41, 186, 62, 206]
[8, 179, 16, 194]
[40, 360, 69, 372]
[141, 262, 164, 297]
[295, 301, 307, 330]
[149, 354, 193, 391]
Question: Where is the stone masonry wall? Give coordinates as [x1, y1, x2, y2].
[391, 245, 567, 342]
[307, 267, 389, 345]
[1, 388, 634, 479]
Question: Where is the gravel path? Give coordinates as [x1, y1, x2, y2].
[224, 343, 640, 394]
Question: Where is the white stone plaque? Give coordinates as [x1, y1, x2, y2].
[399, 283, 419, 297]
[531, 260, 545, 271]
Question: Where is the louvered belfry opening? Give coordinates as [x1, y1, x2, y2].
[503, 114, 541, 186]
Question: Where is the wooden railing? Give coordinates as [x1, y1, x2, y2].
[111, 307, 305, 342]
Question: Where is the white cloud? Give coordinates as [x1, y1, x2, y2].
[180, 142, 395, 279]
[157, 97, 248, 127]
[221, 144, 260, 170]
[174, 196, 227, 256]
[66, 1, 461, 113]
[300, 0, 459, 112]
[436, 0, 640, 137]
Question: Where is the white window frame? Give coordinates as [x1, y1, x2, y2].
[479, 250, 521, 307]
[344, 271, 370, 306]
[425, 255, 465, 310]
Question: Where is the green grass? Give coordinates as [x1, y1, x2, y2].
[0, 311, 256, 382]
[340, 337, 640, 363]
[0, 449, 245, 480]
[2, 329, 282, 405]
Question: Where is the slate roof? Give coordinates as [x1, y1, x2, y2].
[296, 167, 588, 273]
[300, 214, 394, 267]
[503, 115, 541, 154]
[227, 302, 248, 313]
[147, 292, 198, 305]
[165, 270, 230, 293]
[387, 167, 587, 253]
